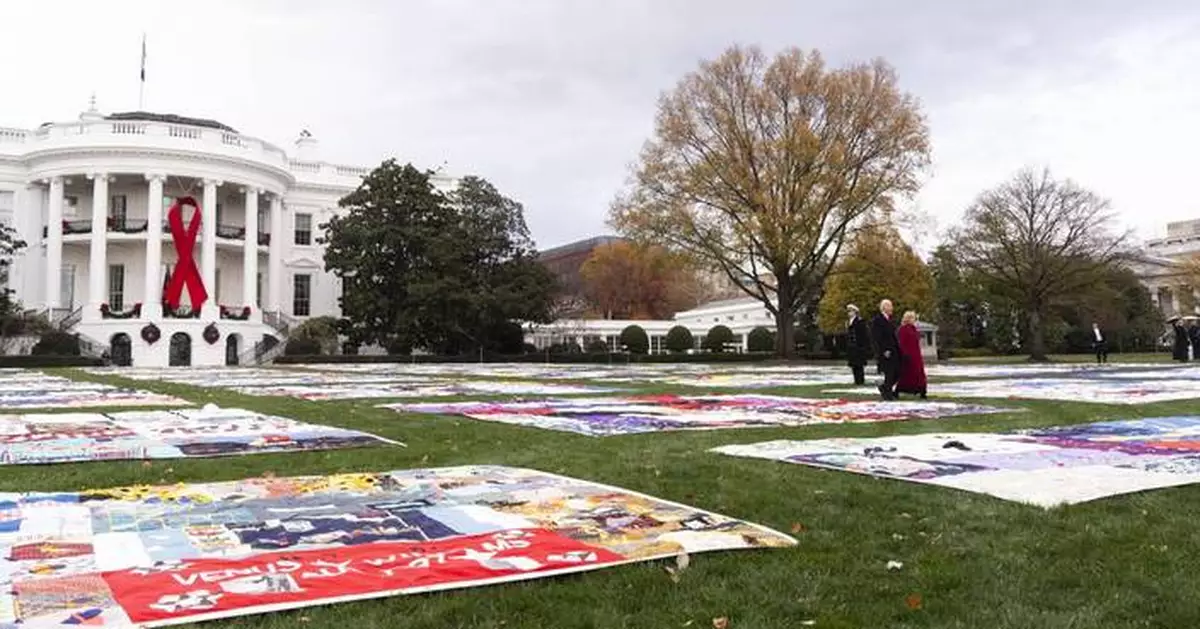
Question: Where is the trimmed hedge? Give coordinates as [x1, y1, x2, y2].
[284, 337, 322, 356]
[273, 350, 839, 365]
[0, 355, 103, 368]
[664, 326, 695, 353]
[747, 326, 775, 352]
[619, 325, 650, 355]
[702, 325, 735, 352]
[30, 331, 81, 356]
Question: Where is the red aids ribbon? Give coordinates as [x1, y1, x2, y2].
[163, 196, 209, 310]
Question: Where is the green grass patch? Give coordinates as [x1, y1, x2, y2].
[5, 366, 1198, 628]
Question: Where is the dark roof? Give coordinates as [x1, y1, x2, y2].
[538, 235, 624, 260]
[105, 111, 238, 133]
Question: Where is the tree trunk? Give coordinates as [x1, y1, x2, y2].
[774, 273, 795, 359]
[1027, 307, 1049, 362]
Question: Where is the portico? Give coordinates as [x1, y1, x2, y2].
[33, 174, 285, 326]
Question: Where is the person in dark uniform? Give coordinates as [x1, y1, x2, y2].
[871, 299, 900, 400]
[1171, 316, 1190, 362]
[845, 304, 870, 385]
[1091, 322, 1108, 364]
[1191, 319, 1200, 362]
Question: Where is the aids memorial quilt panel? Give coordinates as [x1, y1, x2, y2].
[0, 407, 398, 465]
[0, 466, 795, 627]
[231, 381, 620, 401]
[711, 416, 1200, 507]
[0, 371, 188, 410]
[84, 367, 430, 389]
[829, 377, 1200, 404]
[385, 395, 1010, 437]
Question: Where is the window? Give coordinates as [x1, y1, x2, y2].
[109, 195, 127, 226]
[214, 269, 221, 304]
[61, 265, 76, 308]
[64, 196, 79, 217]
[108, 264, 125, 310]
[257, 272, 263, 308]
[294, 213, 312, 245]
[292, 274, 311, 316]
[214, 203, 224, 226]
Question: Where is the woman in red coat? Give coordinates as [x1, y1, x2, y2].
[896, 311, 928, 399]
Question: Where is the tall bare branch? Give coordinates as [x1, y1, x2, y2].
[610, 46, 930, 356]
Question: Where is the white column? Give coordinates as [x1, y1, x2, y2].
[45, 177, 64, 310]
[143, 174, 165, 318]
[242, 187, 260, 309]
[85, 173, 109, 321]
[267, 194, 283, 312]
[201, 179, 220, 317]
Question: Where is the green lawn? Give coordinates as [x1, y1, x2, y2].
[9, 361, 1200, 629]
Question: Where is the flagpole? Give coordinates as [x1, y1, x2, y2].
[139, 33, 146, 109]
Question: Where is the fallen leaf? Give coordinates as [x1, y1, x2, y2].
[790, 522, 805, 534]
[683, 621, 694, 627]
[905, 593, 923, 610]
[664, 552, 690, 582]
[886, 560, 904, 571]
[800, 621, 816, 626]
[165, 468, 174, 474]
[891, 533, 905, 541]
[712, 617, 729, 629]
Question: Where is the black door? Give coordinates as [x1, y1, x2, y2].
[225, 334, 240, 366]
[169, 332, 191, 366]
[110, 333, 132, 366]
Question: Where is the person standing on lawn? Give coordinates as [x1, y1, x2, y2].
[1171, 316, 1190, 362]
[846, 304, 871, 386]
[871, 299, 900, 400]
[895, 310, 928, 399]
[1091, 322, 1109, 364]
[1191, 319, 1200, 362]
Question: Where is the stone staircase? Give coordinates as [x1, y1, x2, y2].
[237, 310, 298, 365]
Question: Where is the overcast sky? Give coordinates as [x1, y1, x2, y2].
[3, 0, 1198, 250]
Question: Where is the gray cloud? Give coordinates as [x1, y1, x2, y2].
[2, 0, 1197, 248]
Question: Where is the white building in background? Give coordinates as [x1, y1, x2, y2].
[526, 296, 940, 359]
[0, 103, 453, 366]
[1128, 219, 1200, 316]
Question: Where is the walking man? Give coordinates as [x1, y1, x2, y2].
[871, 299, 900, 400]
[1091, 322, 1109, 364]
[846, 304, 870, 385]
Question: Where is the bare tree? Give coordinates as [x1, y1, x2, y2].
[610, 45, 930, 357]
[949, 168, 1131, 361]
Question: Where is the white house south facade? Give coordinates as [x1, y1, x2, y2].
[0, 104, 453, 366]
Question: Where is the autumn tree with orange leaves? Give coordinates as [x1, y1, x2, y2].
[610, 45, 930, 357]
[579, 241, 701, 320]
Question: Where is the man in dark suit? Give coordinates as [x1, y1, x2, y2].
[871, 299, 900, 400]
[846, 304, 870, 385]
[1091, 322, 1108, 364]
[1171, 316, 1190, 362]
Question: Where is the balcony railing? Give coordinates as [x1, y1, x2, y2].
[16, 119, 289, 169]
[216, 223, 245, 240]
[41, 220, 271, 245]
[215, 224, 271, 245]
